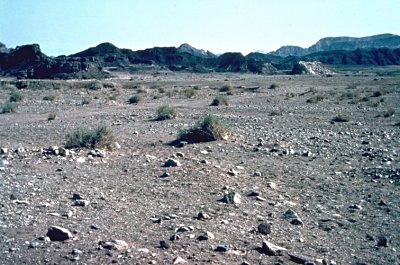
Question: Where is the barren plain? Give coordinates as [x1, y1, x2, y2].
[0, 69, 399, 265]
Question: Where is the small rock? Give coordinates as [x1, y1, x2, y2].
[253, 170, 262, 177]
[100, 239, 129, 251]
[256, 196, 266, 201]
[114, 142, 121, 149]
[160, 172, 170, 178]
[222, 192, 241, 204]
[197, 231, 214, 241]
[177, 141, 188, 148]
[72, 193, 83, 200]
[90, 224, 101, 230]
[176, 226, 191, 232]
[260, 240, 287, 256]
[59, 147, 69, 157]
[46, 226, 73, 241]
[349, 204, 362, 210]
[72, 248, 82, 255]
[76, 157, 85, 163]
[28, 241, 39, 248]
[0, 147, 8, 154]
[16, 147, 25, 154]
[288, 252, 315, 264]
[283, 208, 299, 219]
[291, 218, 304, 225]
[170, 234, 180, 241]
[173, 256, 187, 264]
[377, 235, 389, 247]
[73, 199, 90, 207]
[176, 152, 185, 157]
[258, 223, 272, 235]
[215, 244, 228, 252]
[138, 248, 149, 253]
[227, 169, 238, 176]
[164, 158, 181, 167]
[266, 182, 277, 189]
[159, 240, 170, 249]
[197, 212, 210, 220]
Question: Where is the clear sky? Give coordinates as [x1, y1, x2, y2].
[1, 0, 399, 56]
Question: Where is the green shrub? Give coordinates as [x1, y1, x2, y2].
[177, 114, 231, 143]
[211, 95, 228, 106]
[9, 91, 24, 102]
[383, 108, 395, 118]
[182, 88, 196, 98]
[43, 95, 56, 101]
[65, 123, 116, 149]
[268, 83, 278, 89]
[129, 95, 142, 104]
[156, 105, 178, 121]
[332, 115, 349, 122]
[1, 101, 18, 113]
[47, 113, 56, 121]
[87, 81, 102, 90]
[306, 95, 325, 103]
[219, 84, 234, 93]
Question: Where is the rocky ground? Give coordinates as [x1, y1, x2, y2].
[0, 70, 399, 265]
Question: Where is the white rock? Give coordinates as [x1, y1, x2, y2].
[76, 157, 85, 163]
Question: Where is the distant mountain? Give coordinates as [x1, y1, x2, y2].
[177, 43, 216, 58]
[1, 35, 400, 79]
[269, 34, 400, 57]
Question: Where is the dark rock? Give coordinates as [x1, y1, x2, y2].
[159, 240, 170, 249]
[258, 223, 272, 235]
[215, 244, 228, 252]
[377, 235, 389, 247]
[46, 226, 73, 241]
[288, 252, 315, 264]
[260, 241, 287, 256]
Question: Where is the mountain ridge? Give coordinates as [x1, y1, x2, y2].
[1, 34, 400, 79]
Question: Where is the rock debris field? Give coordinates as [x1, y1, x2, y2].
[0, 71, 399, 264]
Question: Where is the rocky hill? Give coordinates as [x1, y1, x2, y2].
[1, 34, 400, 79]
[269, 34, 400, 57]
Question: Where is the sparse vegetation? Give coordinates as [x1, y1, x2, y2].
[332, 115, 349, 122]
[219, 84, 234, 94]
[306, 95, 325, 103]
[372, 91, 382, 97]
[87, 81, 102, 90]
[65, 123, 116, 149]
[182, 88, 196, 98]
[47, 113, 56, 121]
[1, 101, 18, 113]
[383, 108, 395, 118]
[43, 95, 56, 101]
[268, 83, 278, 89]
[9, 91, 24, 102]
[129, 95, 142, 104]
[211, 95, 229, 106]
[155, 105, 178, 121]
[177, 114, 231, 143]
[269, 109, 283, 116]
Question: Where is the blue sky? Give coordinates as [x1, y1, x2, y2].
[1, 0, 399, 56]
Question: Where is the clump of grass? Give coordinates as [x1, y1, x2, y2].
[9, 91, 24, 102]
[87, 81, 102, 90]
[182, 88, 196, 98]
[306, 95, 325, 103]
[158, 87, 166, 93]
[332, 115, 349, 122]
[1, 101, 18, 113]
[383, 108, 395, 118]
[340, 90, 362, 100]
[15, 81, 28, 89]
[346, 83, 358, 90]
[155, 105, 178, 121]
[211, 95, 229, 106]
[43, 95, 56, 101]
[137, 86, 148, 94]
[285, 92, 295, 100]
[47, 113, 56, 121]
[65, 123, 116, 149]
[177, 114, 231, 143]
[269, 109, 283, 116]
[372, 91, 382, 97]
[82, 98, 91, 105]
[268, 83, 278, 89]
[103, 82, 116, 88]
[219, 84, 234, 94]
[129, 95, 142, 104]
